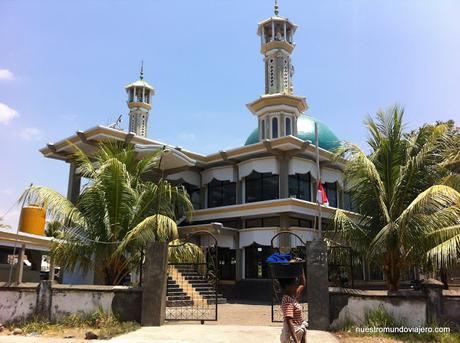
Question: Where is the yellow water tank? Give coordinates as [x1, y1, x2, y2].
[19, 206, 46, 236]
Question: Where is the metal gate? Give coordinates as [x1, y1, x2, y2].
[165, 231, 219, 323]
[327, 244, 354, 288]
[270, 232, 308, 322]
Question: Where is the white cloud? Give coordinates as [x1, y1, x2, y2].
[0, 102, 19, 124]
[19, 127, 43, 141]
[0, 69, 14, 81]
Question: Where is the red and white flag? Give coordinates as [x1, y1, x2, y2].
[316, 181, 329, 206]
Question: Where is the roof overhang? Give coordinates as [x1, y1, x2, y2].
[40, 126, 206, 164]
[41, 126, 344, 170]
[0, 228, 52, 252]
[192, 198, 361, 222]
[257, 16, 298, 35]
[247, 93, 308, 115]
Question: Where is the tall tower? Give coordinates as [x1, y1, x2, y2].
[247, 1, 307, 141]
[125, 63, 155, 137]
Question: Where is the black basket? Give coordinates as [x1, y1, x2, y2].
[269, 262, 304, 279]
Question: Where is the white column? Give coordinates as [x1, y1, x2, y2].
[142, 87, 145, 103]
[15, 244, 26, 283]
[261, 26, 265, 44]
[283, 22, 287, 41]
[271, 21, 275, 41]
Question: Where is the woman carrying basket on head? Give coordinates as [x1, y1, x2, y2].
[279, 269, 307, 343]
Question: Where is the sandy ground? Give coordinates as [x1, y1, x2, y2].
[111, 326, 339, 343]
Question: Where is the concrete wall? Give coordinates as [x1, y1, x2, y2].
[0, 282, 142, 324]
[51, 285, 114, 320]
[0, 283, 38, 323]
[329, 286, 460, 330]
[441, 290, 460, 326]
[329, 288, 426, 329]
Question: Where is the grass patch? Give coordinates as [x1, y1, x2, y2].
[5, 308, 140, 339]
[336, 305, 460, 343]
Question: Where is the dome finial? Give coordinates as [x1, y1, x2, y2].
[140, 60, 144, 80]
[274, 0, 279, 15]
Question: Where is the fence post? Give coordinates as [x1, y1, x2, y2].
[36, 280, 53, 321]
[141, 241, 168, 326]
[421, 278, 444, 325]
[307, 240, 330, 330]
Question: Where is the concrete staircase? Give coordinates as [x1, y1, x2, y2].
[167, 265, 227, 307]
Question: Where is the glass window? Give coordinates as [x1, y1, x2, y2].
[261, 120, 265, 140]
[246, 217, 280, 228]
[285, 117, 291, 135]
[272, 117, 278, 139]
[288, 173, 312, 201]
[245, 172, 279, 203]
[183, 183, 201, 210]
[207, 179, 236, 208]
[289, 217, 313, 228]
[245, 218, 263, 228]
[263, 216, 280, 227]
[324, 182, 338, 208]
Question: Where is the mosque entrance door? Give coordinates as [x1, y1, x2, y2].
[218, 247, 236, 280]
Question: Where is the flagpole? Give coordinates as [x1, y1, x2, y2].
[315, 122, 322, 239]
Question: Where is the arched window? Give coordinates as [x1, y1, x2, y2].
[285, 117, 292, 135]
[245, 171, 279, 203]
[272, 117, 279, 139]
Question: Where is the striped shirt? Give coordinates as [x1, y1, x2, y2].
[281, 294, 303, 325]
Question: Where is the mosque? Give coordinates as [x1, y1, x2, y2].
[40, 3, 359, 285]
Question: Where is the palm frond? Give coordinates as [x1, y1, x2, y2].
[168, 239, 205, 263]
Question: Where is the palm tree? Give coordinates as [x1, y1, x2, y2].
[45, 220, 63, 238]
[21, 142, 194, 285]
[330, 106, 460, 291]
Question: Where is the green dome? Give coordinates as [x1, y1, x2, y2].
[244, 114, 341, 151]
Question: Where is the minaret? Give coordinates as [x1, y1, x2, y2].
[125, 63, 155, 137]
[247, 1, 307, 141]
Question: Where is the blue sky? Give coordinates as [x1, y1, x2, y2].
[0, 0, 459, 227]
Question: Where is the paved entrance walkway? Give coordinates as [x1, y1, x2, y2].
[111, 325, 339, 343]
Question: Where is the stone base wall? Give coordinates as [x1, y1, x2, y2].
[329, 288, 426, 329]
[0, 282, 142, 324]
[329, 285, 460, 330]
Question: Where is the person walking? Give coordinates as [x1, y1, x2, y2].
[279, 270, 307, 343]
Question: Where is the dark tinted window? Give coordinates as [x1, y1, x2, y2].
[207, 179, 236, 208]
[288, 173, 312, 201]
[245, 172, 279, 203]
[324, 182, 337, 208]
